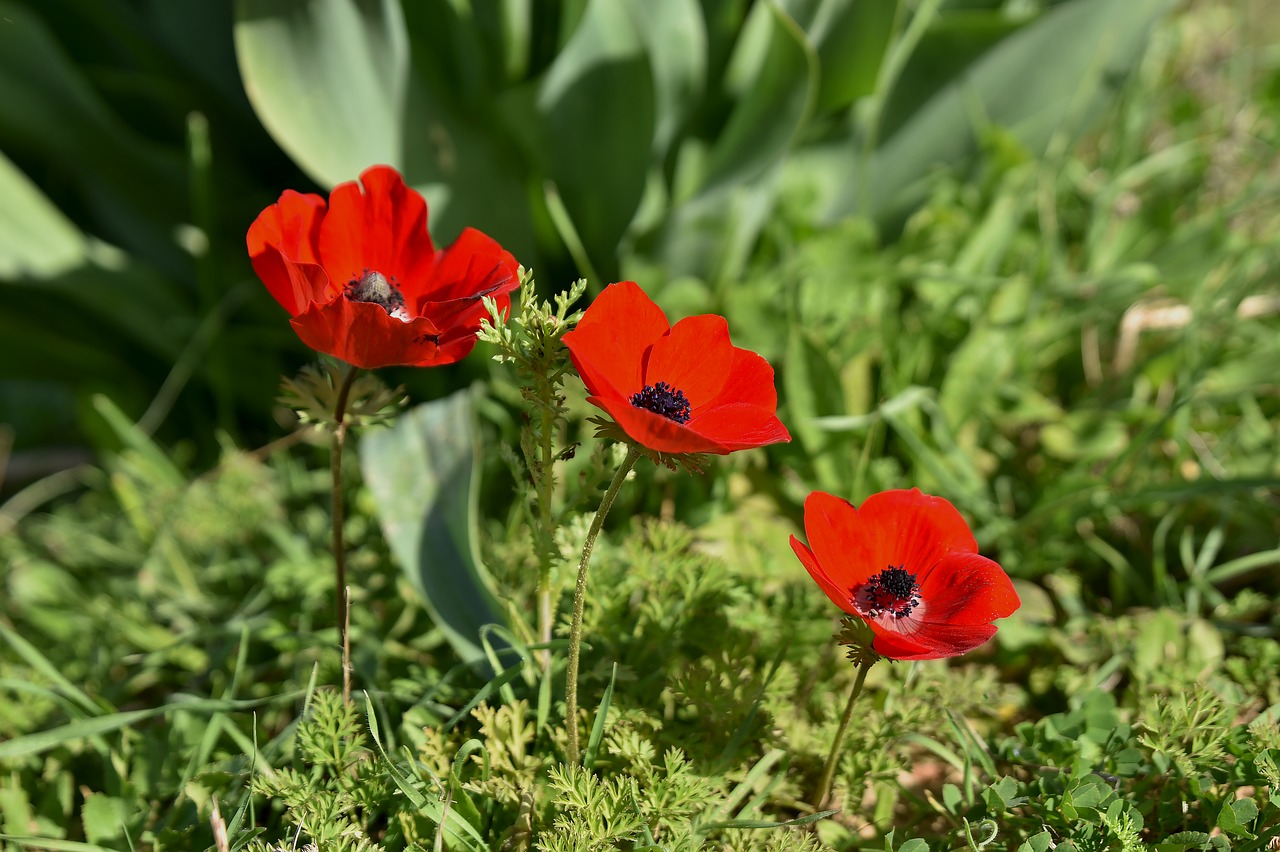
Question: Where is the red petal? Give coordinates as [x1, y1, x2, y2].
[643, 314, 733, 407]
[416, 230, 520, 334]
[686, 403, 790, 450]
[801, 491, 884, 591]
[872, 622, 998, 661]
[866, 629, 936, 660]
[790, 536, 856, 615]
[562, 282, 670, 399]
[289, 298, 445, 369]
[417, 227, 519, 306]
[247, 189, 328, 314]
[318, 165, 435, 294]
[919, 552, 1020, 625]
[587, 394, 728, 454]
[855, 489, 979, 577]
[703, 347, 779, 410]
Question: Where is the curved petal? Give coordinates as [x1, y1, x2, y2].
[790, 536, 856, 615]
[417, 227, 519, 306]
[562, 282, 670, 399]
[405, 325, 482, 367]
[247, 190, 328, 313]
[919, 552, 1020, 626]
[290, 298, 445, 369]
[686, 403, 790, 451]
[866, 628, 936, 661]
[801, 491, 884, 591]
[587, 394, 729, 455]
[855, 490, 979, 578]
[873, 622, 998, 661]
[416, 233, 520, 334]
[644, 314, 733, 407]
[703, 347, 779, 410]
[318, 165, 435, 293]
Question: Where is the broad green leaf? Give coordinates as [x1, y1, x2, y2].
[814, 0, 897, 113]
[823, 0, 1179, 224]
[235, 0, 409, 186]
[0, 0, 185, 244]
[396, 8, 535, 257]
[0, 150, 84, 279]
[359, 390, 506, 663]
[0, 155, 186, 369]
[622, 0, 707, 156]
[877, 9, 1025, 140]
[777, 0, 899, 114]
[700, 0, 818, 194]
[536, 0, 655, 278]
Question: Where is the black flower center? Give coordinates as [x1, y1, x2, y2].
[857, 566, 922, 619]
[345, 269, 407, 317]
[630, 382, 692, 424]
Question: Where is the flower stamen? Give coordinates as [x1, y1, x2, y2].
[630, 382, 692, 423]
[345, 269, 409, 321]
[856, 565, 921, 619]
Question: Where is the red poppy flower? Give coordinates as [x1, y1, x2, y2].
[791, 489, 1020, 660]
[247, 165, 519, 369]
[561, 282, 790, 456]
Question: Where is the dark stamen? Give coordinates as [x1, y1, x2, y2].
[630, 382, 692, 424]
[344, 269, 406, 316]
[857, 565, 922, 619]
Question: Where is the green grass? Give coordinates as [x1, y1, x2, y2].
[2, 1, 1279, 849]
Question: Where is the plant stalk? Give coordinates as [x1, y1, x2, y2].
[814, 657, 874, 808]
[563, 444, 641, 765]
[535, 398, 557, 671]
[330, 363, 360, 706]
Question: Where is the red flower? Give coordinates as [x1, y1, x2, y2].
[791, 489, 1020, 660]
[561, 282, 790, 456]
[247, 165, 519, 369]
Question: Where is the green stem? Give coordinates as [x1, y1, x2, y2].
[330, 364, 360, 706]
[535, 396, 557, 672]
[564, 444, 642, 765]
[814, 656, 874, 808]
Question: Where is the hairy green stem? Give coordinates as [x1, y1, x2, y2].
[330, 364, 360, 706]
[564, 445, 642, 765]
[814, 657, 874, 808]
[535, 396, 557, 672]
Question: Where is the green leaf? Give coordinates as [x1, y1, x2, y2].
[1216, 797, 1258, 839]
[1018, 832, 1054, 852]
[0, 1, 185, 237]
[81, 795, 127, 844]
[784, 324, 854, 492]
[443, 664, 525, 731]
[0, 149, 85, 279]
[824, 0, 1179, 225]
[536, 0, 655, 278]
[363, 693, 488, 852]
[235, 0, 409, 186]
[359, 390, 507, 663]
[0, 708, 155, 760]
[583, 662, 618, 769]
[622, 0, 706, 155]
[787, 0, 898, 114]
[700, 0, 817, 193]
